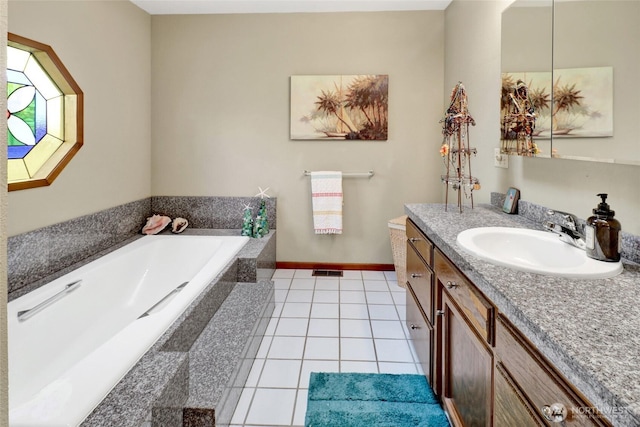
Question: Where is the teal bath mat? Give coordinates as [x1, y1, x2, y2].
[305, 372, 450, 427]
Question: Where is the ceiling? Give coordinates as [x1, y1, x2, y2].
[129, 0, 453, 15]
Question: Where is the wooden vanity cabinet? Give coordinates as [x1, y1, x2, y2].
[404, 218, 613, 427]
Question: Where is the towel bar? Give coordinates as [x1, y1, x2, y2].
[303, 170, 374, 178]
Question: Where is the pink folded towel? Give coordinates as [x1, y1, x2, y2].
[310, 171, 343, 234]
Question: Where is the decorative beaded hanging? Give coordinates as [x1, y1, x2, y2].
[439, 82, 480, 213]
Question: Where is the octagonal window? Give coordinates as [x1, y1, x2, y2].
[6, 33, 83, 191]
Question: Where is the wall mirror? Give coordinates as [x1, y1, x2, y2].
[501, 0, 640, 165]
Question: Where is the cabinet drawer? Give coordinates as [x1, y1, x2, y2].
[407, 245, 434, 323]
[406, 219, 433, 266]
[406, 286, 433, 385]
[434, 249, 495, 346]
[496, 316, 610, 426]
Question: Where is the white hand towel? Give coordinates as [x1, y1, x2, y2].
[310, 171, 343, 234]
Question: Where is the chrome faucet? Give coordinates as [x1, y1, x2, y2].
[543, 210, 587, 250]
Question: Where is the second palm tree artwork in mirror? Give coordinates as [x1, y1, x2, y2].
[501, 67, 613, 157]
[290, 75, 388, 140]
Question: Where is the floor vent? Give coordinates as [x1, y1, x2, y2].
[312, 269, 344, 277]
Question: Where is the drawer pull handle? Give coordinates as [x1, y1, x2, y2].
[409, 237, 421, 243]
[541, 403, 567, 422]
[436, 310, 445, 317]
[410, 324, 419, 330]
[446, 281, 459, 289]
[410, 273, 423, 278]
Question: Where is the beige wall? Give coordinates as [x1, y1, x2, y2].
[151, 11, 445, 264]
[446, 0, 640, 236]
[7, 0, 152, 236]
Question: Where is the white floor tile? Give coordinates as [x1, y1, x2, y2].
[371, 320, 408, 339]
[363, 280, 390, 292]
[280, 302, 312, 318]
[268, 336, 306, 359]
[230, 387, 254, 425]
[362, 270, 386, 280]
[304, 337, 339, 360]
[366, 291, 394, 305]
[341, 270, 362, 279]
[340, 290, 367, 304]
[384, 270, 398, 281]
[340, 338, 377, 361]
[290, 278, 316, 290]
[256, 335, 272, 359]
[273, 277, 293, 289]
[275, 318, 309, 336]
[340, 319, 373, 338]
[299, 360, 340, 388]
[374, 338, 415, 363]
[313, 290, 339, 304]
[286, 289, 314, 303]
[314, 277, 339, 290]
[307, 318, 339, 337]
[258, 359, 302, 388]
[340, 279, 364, 291]
[272, 302, 284, 318]
[339, 303, 369, 319]
[392, 291, 407, 305]
[368, 304, 400, 320]
[264, 317, 279, 336]
[340, 360, 379, 373]
[272, 269, 295, 279]
[274, 289, 289, 303]
[245, 388, 297, 425]
[293, 269, 315, 278]
[293, 389, 309, 426]
[310, 303, 339, 319]
[245, 358, 265, 387]
[378, 362, 419, 374]
[389, 282, 405, 291]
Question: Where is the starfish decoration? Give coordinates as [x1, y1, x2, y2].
[241, 203, 253, 214]
[255, 186, 271, 199]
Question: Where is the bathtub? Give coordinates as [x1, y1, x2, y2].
[8, 234, 249, 427]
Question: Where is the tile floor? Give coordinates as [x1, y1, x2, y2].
[230, 269, 423, 427]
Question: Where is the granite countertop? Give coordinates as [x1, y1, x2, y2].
[405, 203, 640, 427]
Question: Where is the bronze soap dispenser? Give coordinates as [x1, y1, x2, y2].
[585, 193, 621, 262]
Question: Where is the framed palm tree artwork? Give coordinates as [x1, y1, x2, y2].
[290, 75, 388, 140]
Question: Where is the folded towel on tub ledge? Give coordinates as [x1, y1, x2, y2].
[310, 171, 343, 234]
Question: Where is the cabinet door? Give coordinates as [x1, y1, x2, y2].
[406, 285, 434, 385]
[494, 362, 544, 427]
[441, 292, 493, 427]
[496, 316, 611, 426]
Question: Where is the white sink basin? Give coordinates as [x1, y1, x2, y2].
[456, 227, 623, 279]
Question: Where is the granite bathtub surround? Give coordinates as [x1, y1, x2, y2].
[7, 196, 277, 426]
[405, 202, 640, 426]
[8, 196, 277, 299]
[7, 198, 151, 296]
[490, 191, 640, 264]
[151, 196, 277, 231]
[81, 258, 275, 427]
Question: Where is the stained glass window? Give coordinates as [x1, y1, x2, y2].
[6, 33, 83, 191]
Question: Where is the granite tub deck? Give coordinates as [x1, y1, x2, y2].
[405, 203, 640, 426]
[69, 229, 276, 427]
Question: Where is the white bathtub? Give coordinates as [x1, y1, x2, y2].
[8, 234, 249, 427]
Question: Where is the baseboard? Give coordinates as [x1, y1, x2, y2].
[276, 261, 395, 271]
